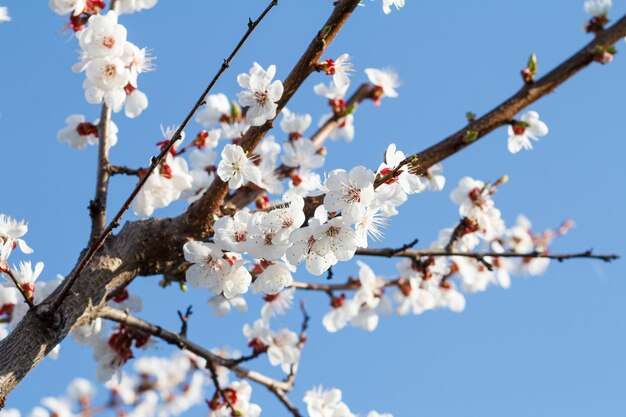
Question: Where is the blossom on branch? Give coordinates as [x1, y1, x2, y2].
[365, 68, 399, 105]
[507, 111, 549, 154]
[217, 144, 263, 189]
[237, 62, 284, 126]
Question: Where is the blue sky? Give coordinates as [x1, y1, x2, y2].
[1, 0, 625, 416]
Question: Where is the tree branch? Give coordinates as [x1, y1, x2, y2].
[288, 248, 619, 292]
[3, 269, 36, 311]
[375, 13, 626, 185]
[356, 247, 619, 262]
[108, 165, 144, 177]
[89, 104, 112, 243]
[266, 387, 303, 417]
[97, 307, 291, 391]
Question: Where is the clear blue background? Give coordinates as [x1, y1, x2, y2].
[1, 0, 625, 416]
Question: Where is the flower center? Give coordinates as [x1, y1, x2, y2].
[102, 35, 115, 49]
[346, 187, 361, 203]
[234, 230, 247, 242]
[254, 91, 269, 105]
[104, 64, 117, 78]
[326, 226, 341, 238]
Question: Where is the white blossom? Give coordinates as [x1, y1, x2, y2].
[507, 111, 549, 154]
[237, 62, 283, 126]
[280, 108, 312, 138]
[77, 11, 127, 59]
[208, 294, 248, 317]
[324, 166, 376, 223]
[377, 143, 425, 195]
[304, 386, 355, 417]
[365, 68, 399, 104]
[217, 144, 263, 189]
[49, 0, 85, 16]
[584, 0, 611, 17]
[323, 53, 353, 89]
[0, 6, 10, 22]
[382, 0, 405, 14]
[0, 215, 33, 254]
[261, 287, 295, 320]
[281, 138, 325, 172]
[118, 0, 158, 15]
[196, 93, 231, 127]
[252, 262, 293, 295]
[313, 80, 348, 100]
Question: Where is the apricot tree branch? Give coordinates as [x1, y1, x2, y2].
[108, 165, 144, 176]
[375, 13, 626, 185]
[289, 248, 619, 292]
[89, 104, 113, 243]
[355, 247, 619, 262]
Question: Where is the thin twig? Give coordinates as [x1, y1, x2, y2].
[444, 218, 472, 252]
[97, 307, 291, 391]
[51, 0, 279, 312]
[266, 387, 304, 417]
[288, 248, 619, 292]
[176, 305, 193, 338]
[356, 248, 619, 262]
[283, 300, 309, 388]
[3, 270, 36, 311]
[205, 355, 235, 413]
[89, 104, 112, 243]
[108, 165, 144, 176]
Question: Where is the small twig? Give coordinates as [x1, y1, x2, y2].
[445, 218, 472, 252]
[3, 269, 36, 311]
[205, 355, 235, 413]
[326, 266, 334, 280]
[475, 256, 494, 271]
[89, 104, 113, 243]
[108, 165, 144, 176]
[391, 238, 419, 256]
[51, 0, 279, 312]
[176, 305, 193, 338]
[288, 248, 619, 292]
[97, 307, 291, 391]
[356, 247, 620, 263]
[283, 300, 310, 387]
[266, 387, 304, 417]
[228, 350, 264, 366]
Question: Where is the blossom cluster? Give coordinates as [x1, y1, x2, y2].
[72, 10, 153, 116]
[53, 2, 155, 151]
[0, 349, 260, 417]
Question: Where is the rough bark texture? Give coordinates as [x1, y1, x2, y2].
[0, 0, 362, 406]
